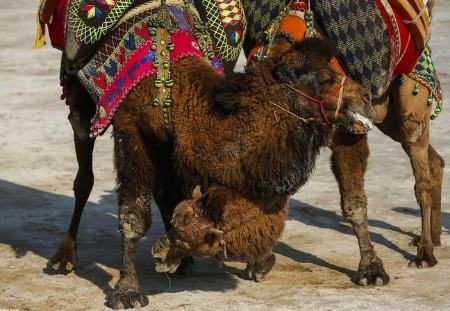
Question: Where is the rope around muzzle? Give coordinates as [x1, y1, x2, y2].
[270, 75, 347, 125]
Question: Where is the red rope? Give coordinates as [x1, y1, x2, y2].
[283, 76, 347, 125]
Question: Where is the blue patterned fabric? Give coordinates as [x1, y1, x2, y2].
[312, 0, 394, 98]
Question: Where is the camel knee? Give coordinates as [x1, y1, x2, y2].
[401, 115, 425, 145]
[414, 179, 432, 204]
[73, 171, 94, 196]
[430, 150, 445, 172]
[342, 195, 367, 225]
[119, 197, 152, 239]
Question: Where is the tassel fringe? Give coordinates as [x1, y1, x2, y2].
[33, 11, 46, 49]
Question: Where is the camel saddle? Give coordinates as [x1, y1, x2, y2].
[34, 0, 246, 73]
[389, 0, 432, 49]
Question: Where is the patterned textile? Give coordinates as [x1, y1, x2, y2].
[243, 0, 287, 40]
[312, 0, 400, 98]
[78, 5, 224, 137]
[47, 0, 68, 50]
[408, 46, 443, 119]
[67, 0, 133, 45]
[195, 0, 246, 64]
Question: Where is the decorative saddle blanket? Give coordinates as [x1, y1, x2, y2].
[311, 0, 440, 108]
[248, 0, 442, 117]
[78, 3, 225, 137]
[408, 46, 443, 119]
[243, 0, 288, 41]
[36, 0, 245, 72]
[312, 0, 402, 98]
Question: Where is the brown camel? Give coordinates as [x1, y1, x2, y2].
[152, 185, 288, 282]
[152, 35, 393, 289]
[104, 37, 373, 308]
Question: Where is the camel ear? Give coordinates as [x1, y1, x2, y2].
[204, 228, 223, 243]
[273, 63, 299, 85]
[191, 185, 203, 199]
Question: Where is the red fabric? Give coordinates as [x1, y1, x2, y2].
[47, 0, 67, 50]
[393, 8, 422, 74]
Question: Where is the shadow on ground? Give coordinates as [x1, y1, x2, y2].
[392, 206, 450, 233]
[0, 180, 239, 299]
[286, 198, 416, 262]
[2, 180, 426, 297]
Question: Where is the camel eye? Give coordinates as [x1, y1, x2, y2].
[315, 69, 335, 87]
[318, 77, 333, 86]
[317, 75, 333, 86]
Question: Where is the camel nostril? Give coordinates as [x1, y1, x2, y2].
[362, 93, 372, 104]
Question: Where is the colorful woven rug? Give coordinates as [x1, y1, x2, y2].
[78, 5, 224, 137]
[194, 0, 246, 71]
[67, 0, 133, 45]
[312, 0, 400, 99]
[408, 46, 443, 119]
[242, 0, 285, 42]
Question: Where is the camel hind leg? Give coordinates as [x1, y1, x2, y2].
[428, 144, 444, 246]
[380, 75, 441, 267]
[106, 119, 153, 309]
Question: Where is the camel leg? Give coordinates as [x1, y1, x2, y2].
[152, 145, 194, 274]
[152, 144, 185, 231]
[395, 76, 438, 267]
[106, 124, 153, 309]
[49, 78, 96, 272]
[378, 75, 440, 267]
[428, 145, 444, 246]
[401, 140, 437, 267]
[246, 251, 276, 283]
[330, 133, 389, 285]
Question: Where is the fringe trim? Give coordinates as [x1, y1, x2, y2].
[33, 11, 46, 49]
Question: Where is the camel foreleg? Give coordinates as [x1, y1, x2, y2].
[106, 123, 153, 309]
[49, 78, 95, 272]
[330, 133, 389, 285]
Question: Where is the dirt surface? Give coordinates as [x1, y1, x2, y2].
[1, 1, 449, 310]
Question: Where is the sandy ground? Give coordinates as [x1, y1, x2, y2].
[1, 1, 450, 310]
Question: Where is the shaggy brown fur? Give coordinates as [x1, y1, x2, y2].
[105, 38, 373, 308]
[152, 185, 288, 282]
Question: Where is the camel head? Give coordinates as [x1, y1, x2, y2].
[152, 188, 224, 273]
[271, 38, 375, 134]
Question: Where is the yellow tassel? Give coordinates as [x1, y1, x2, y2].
[33, 11, 46, 49]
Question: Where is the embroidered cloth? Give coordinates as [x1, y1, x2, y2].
[78, 5, 224, 137]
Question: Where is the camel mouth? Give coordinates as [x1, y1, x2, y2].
[153, 255, 181, 274]
[337, 111, 374, 135]
[151, 242, 182, 274]
[347, 112, 374, 134]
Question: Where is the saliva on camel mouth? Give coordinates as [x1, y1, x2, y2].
[337, 111, 374, 135]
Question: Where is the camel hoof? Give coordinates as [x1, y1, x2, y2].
[48, 234, 77, 272]
[175, 256, 194, 276]
[246, 253, 276, 283]
[355, 257, 390, 286]
[408, 241, 438, 268]
[106, 288, 149, 310]
[412, 248, 438, 268]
